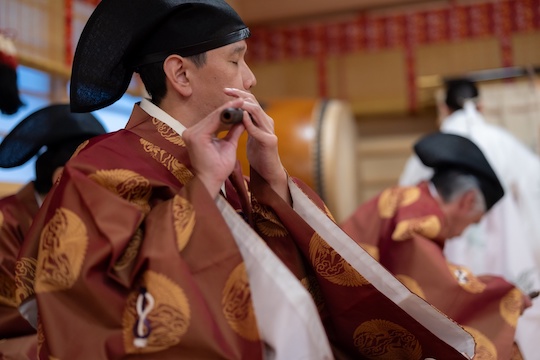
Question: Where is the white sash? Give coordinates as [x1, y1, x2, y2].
[216, 196, 334, 360]
[288, 179, 475, 359]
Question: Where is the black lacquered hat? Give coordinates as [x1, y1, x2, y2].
[70, 0, 250, 113]
[0, 104, 106, 168]
[414, 132, 504, 210]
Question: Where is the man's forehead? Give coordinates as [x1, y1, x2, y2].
[219, 41, 247, 54]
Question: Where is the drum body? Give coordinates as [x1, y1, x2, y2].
[237, 98, 358, 222]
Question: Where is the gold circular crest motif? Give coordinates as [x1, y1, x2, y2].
[309, 233, 369, 287]
[395, 274, 426, 300]
[447, 264, 487, 294]
[173, 195, 195, 252]
[392, 215, 441, 241]
[253, 201, 288, 237]
[462, 326, 497, 360]
[500, 288, 522, 328]
[123, 271, 191, 353]
[378, 187, 421, 219]
[35, 208, 88, 293]
[89, 169, 152, 213]
[353, 319, 422, 359]
[0, 272, 16, 307]
[168, 158, 194, 185]
[114, 228, 143, 271]
[360, 243, 380, 261]
[37, 319, 45, 354]
[15, 257, 37, 303]
[152, 118, 186, 147]
[139, 139, 193, 185]
[222, 263, 260, 341]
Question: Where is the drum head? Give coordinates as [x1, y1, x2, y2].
[237, 98, 358, 222]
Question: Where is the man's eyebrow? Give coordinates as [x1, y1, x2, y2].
[231, 44, 247, 55]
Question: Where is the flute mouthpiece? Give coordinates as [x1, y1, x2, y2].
[221, 108, 244, 124]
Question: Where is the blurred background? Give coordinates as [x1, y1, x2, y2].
[1, 0, 540, 222]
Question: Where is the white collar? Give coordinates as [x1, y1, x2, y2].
[139, 98, 186, 136]
[34, 190, 44, 207]
[428, 181, 439, 199]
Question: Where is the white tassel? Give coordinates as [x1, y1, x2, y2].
[133, 289, 155, 348]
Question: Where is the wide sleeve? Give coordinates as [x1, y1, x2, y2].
[16, 164, 266, 359]
[248, 169, 475, 359]
[0, 194, 37, 355]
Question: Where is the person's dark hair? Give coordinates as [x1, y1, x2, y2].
[34, 137, 90, 194]
[445, 79, 479, 112]
[136, 53, 207, 106]
[431, 169, 486, 212]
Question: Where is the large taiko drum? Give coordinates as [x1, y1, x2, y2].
[237, 98, 358, 222]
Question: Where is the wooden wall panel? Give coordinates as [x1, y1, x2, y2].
[512, 33, 540, 67]
[356, 134, 420, 202]
[327, 50, 408, 114]
[251, 59, 319, 100]
[416, 38, 502, 78]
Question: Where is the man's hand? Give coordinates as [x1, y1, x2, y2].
[224, 87, 290, 204]
[182, 98, 246, 198]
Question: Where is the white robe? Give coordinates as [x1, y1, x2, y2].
[399, 102, 540, 359]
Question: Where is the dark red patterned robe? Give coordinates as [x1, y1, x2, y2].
[0, 182, 38, 359]
[341, 182, 525, 359]
[17, 104, 474, 359]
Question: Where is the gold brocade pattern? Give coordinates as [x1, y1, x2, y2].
[309, 233, 369, 287]
[71, 139, 89, 158]
[89, 169, 152, 214]
[35, 208, 88, 293]
[152, 118, 186, 147]
[114, 228, 143, 271]
[378, 187, 421, 218]
[353, 319, 422, 359]
[395, 274, 426, 300]
[448, 264, 487, 294]
[37, 319, 44, 354]
[123, 271, 191, 353]
[462, 326, 497, 360]
[360, 243, 380, 261]
[392, 215, 441, 241]
[139, 139, 193, 185]
[222, 263, 260, 341]
[252, 200, 288, 237]
[15, 257, 37, 303]
[172, 195, 195, 252]
[500, 288, 522, 328]
[323, 204, 336, 222]
[0, 273, 16, 307]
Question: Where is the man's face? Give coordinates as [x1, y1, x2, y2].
[188, 40, 256, 117]
[447, 207, 484, 238]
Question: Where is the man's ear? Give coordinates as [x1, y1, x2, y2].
[163, 55, 192, 97]
[476, 100, 483, 113]
[459, 190, 477, 213]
